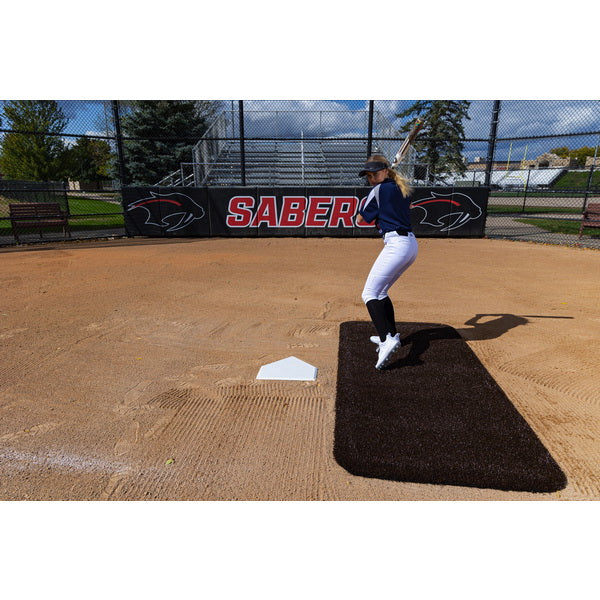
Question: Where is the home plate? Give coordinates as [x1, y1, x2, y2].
[256, 356, 318, 381]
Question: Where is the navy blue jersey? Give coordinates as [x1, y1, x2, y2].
[359, 178, 412, 235]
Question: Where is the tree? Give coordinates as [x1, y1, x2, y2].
[0, 100, 68, 181]
[550, 145, 597, 167]
[550, 146, 570, 159]
[120, 101, 218, 185]
[64, 137, 113, 185]
[396, 100, 471, 184]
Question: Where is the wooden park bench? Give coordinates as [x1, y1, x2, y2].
[9, 202, 71, 243]
[579, 202, 600, 238]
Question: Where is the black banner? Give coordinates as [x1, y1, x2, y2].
[123, 188, 210, 237]
[122, 186, 489, 238]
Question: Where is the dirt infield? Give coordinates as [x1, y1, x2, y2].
[0, 236, 598, 500]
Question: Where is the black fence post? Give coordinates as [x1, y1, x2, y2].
[521, 168, 531, 213]
[111, 101, 127, 189]
[239, 101, 246, 186]
[485, 100, 501, 188]
[367, 100, 374, 157]
[62, 180, 70, 216]
[583, 146, 597, 210]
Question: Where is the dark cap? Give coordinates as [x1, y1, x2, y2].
[359, 161, 388, 177]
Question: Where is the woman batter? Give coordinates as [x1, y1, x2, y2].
[357, 154, 418, 369]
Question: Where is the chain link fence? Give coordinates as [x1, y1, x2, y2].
[0, 100, 124, 244]
[480, 101, 600, 249]
[1, 99, 599, 248]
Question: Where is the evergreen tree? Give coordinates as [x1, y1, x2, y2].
[120, 101, 217, 185]
[0, 100, 68, 181]
[397, 100, 471, 184]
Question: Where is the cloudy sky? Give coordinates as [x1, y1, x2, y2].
[2, 99, 599, 163]
[68, 99, 600, 160]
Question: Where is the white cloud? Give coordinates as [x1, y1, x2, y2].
[235, 100, 432, 139]
[497, 100, 600, 138]
[241, 100, 370, 138]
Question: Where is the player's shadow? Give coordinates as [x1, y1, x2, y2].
[457, 313, 530, 341]
[388, 313, 572, 369]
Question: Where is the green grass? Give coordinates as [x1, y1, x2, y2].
[69, 214, 125, 229]
[66, 196, 123, 216]
[515, 218, 599, 236]
[0, 215, 124, 232]
[551, 170, 600, 190]
[0, 196, 124, 233]
[490, 190, 597, 199]
[1, 195, 123, 215]
[488, 205, 579, 215]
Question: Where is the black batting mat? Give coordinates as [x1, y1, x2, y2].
[334, 321, 567, 493]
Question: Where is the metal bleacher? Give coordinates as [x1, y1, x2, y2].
[201, 139, 371, 186]
[155, 109, 571, 191]
[162, 139, 375, 187]
[156, 108, 396, 188]
[439, 167, 565, 189]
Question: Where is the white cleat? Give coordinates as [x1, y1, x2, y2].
[375, 333, 401, 370]
[370, 335, 382, 347]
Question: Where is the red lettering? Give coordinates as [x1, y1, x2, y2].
[329, 196, 357, 228]
[280, 196, 307, 227]
[226, 196, 254, 227]
[251, 196, 278, 227]
[306, 196, 330, 227]
[227, 194, 376, 230]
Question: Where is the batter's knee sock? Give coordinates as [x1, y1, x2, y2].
[381, 296, 397, 336]
[366, 299, 389, 343]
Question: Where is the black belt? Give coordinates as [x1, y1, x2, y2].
[395, 228, 411, 236]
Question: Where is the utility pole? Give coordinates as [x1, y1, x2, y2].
[239, 101, 246, 186]
[367, 100, 374, 157]
[111, 101, 127, 188]
[484, 100, 501, 188]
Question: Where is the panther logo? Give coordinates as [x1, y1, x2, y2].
[410, 191, 482, 232]
[126, 191, 205, 232]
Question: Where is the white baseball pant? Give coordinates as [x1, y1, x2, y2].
[361, 231, 418, 303]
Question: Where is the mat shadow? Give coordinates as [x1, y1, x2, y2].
[334, 321, 567, 493]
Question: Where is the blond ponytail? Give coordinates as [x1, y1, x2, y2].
[368, 154, 413, 197]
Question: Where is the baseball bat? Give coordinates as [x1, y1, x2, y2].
[391, 117, 424, 167]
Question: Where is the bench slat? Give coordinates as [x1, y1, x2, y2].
[579, 202, 600, 237]
[9, 202, 71, 243]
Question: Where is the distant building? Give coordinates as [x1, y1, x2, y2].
[467, 152, 577, 170]
[521, 153, 577, 169]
